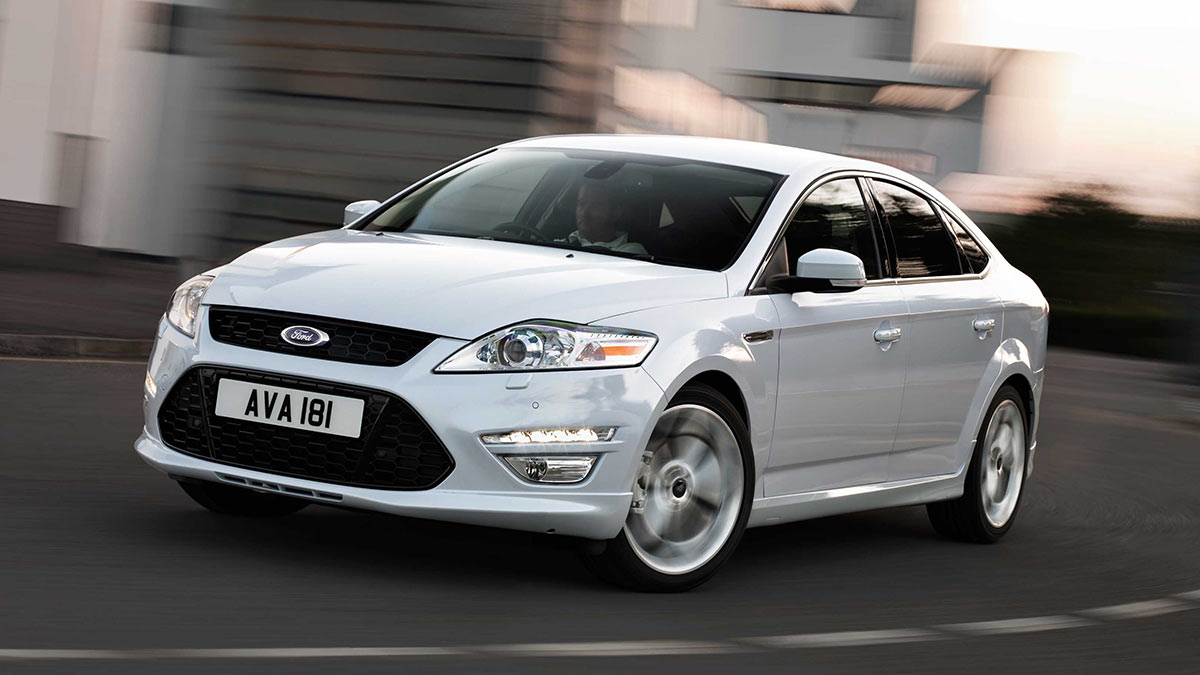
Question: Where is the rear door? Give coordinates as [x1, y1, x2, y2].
[763, 177, 910, 496]
[867, 179, 1004, 481]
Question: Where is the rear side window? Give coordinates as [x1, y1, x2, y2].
[871, 180, 962, 278]
[938, 205, 990, 273]
[780, 178, 882, 279]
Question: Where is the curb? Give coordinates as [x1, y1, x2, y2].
[0, 333, 151, 360]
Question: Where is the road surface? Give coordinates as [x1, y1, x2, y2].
[2, 349, 1198, 673]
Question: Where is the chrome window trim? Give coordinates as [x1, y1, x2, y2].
[893, 270, 989, 285]
[745, 169, 994, 294]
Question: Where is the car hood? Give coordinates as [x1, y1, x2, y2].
[202, 229, 728, 339]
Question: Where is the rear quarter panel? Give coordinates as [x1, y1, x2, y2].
[950, 262, 1048, 479]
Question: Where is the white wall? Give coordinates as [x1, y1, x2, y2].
[0, 0, 213, 255]
[0, 0, 60, 204]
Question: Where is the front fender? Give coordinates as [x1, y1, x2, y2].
[601, 296, 780, 492]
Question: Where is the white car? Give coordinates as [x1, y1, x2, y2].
[137, 135, 1048, 591]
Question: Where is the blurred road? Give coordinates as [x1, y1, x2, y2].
[2, 349, 1199, 674]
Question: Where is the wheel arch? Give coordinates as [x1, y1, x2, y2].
[648, 353, 770, 491]
[600, 296, 781, 498]
[679, 370, 750, 431]
[998, 372, 1035, 444]
[955, 337, 1042, 481]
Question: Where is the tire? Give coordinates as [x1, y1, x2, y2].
[927, 385, 1028, 543]
[177, 479, 309, 517]
[583, 383, 754, 592]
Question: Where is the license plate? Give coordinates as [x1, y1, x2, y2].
[214, 379, 365, 438]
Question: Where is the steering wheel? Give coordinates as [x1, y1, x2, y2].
[492, 222, 547, 242]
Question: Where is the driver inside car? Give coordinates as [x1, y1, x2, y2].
[562, 179, 648, 255]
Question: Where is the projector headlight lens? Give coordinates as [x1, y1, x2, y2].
[436, 321, 656, 372]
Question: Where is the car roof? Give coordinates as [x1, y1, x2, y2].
[500, 134, 902, 179]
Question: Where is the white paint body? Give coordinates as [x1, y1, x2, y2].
[136, 135, 1048, 540]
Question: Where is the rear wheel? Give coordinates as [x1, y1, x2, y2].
[927, 385, 1028, 543]
[583, 383, 753, 592]
[177, 480, 309, 517]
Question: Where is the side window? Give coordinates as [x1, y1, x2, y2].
[871, 180, 962, 278]
[938, 204, 990, 273]
[781, 179, 882, 280]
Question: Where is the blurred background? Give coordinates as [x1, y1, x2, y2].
[0, 0, 1196, 364]
[2, 5, 1200, 672]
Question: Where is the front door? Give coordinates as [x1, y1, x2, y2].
[762, 178, 909, 496]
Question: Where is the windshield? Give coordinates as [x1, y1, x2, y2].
[355, 148, 783, 271]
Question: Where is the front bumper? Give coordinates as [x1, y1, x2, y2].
[137, 308, 666, 540]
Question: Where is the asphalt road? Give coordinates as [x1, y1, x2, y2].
[2, 349, 1198, 674]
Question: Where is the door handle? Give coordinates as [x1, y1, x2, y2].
[973, 318, 996, 333]
[873, 327, 902, 343]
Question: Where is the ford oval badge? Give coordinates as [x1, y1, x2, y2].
[281, 325, 330, 347]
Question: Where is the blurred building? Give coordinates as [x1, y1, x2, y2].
[0, 0, 1001, 261]
[604, 0, 993, 182]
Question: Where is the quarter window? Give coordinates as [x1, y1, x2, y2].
[871, 180, 962, 278]
[779, 179, 882, 280]
[938, 205, 990, 273]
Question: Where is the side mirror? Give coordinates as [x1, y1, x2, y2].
[343, 199, 382, 225]
[766, 248, 867, 294]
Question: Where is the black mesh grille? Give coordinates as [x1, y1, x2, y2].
[208, 306, 436, 367]
[157, 367, 454, 490]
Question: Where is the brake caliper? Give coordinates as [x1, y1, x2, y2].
[630, 450, 654, 514]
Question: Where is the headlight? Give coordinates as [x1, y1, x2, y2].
[166, 274, 214, 337]
[435, 321, 657, 372]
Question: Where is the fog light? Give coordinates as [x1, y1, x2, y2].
[502, 455, 597, 483]
[144, 371, 157, 397]
[481, 426, 616, 444]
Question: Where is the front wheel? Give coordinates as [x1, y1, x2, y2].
[583, 383, 753, 592]
[927, 385, 1028, 543]
[177, 479, 309, 517]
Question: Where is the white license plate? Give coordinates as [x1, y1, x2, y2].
[214, 379, 365, 438]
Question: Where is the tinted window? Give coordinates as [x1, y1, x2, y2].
[872, 180, 962, 278]
[360, 149, 782, 271]
[938, 205, 990, 273]
[780, 179, 881, 279]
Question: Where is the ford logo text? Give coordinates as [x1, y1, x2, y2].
[280, 325, 330, 347]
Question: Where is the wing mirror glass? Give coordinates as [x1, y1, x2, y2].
[343, 199, 382, 225]
[766, 248, 867, 294]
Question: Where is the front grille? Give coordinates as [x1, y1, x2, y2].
[157, 367, 454, 490]
[208, 306, 436, 367]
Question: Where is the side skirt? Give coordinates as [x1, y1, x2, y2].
[747, 471, 965, 528]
